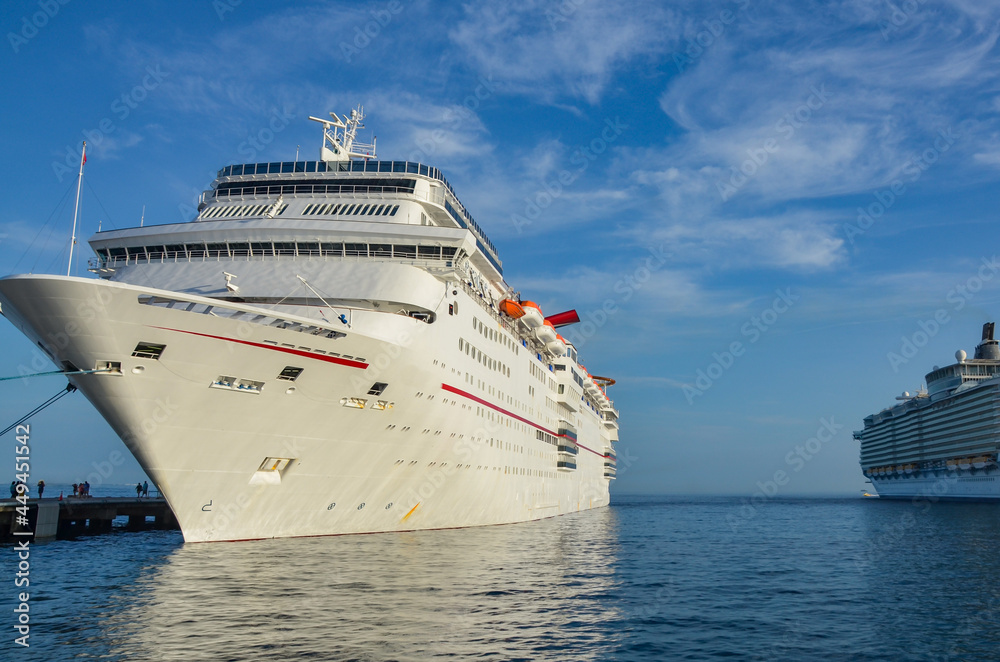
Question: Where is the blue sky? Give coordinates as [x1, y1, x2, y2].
[2, 0, 1000, 497]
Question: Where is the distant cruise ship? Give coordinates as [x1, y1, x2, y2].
[0, 107, 619, 542]
[856, 323, 1000, 499]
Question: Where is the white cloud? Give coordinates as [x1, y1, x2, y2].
[448, 0, 680, 103]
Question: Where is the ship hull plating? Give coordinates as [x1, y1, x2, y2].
[0, 275, 611, 542]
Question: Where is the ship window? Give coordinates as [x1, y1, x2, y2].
[442, 247, 457, 258]
[251, 242, 273, 256]
[394, 245, 416, 259]
[127, 246, 146, 257]
[306, 161, 317, 172]
[132, 342, 166, 360]
[186, 243, 207, 257]
[277, 366, 303, 381]
[367, 382, 388, 396]
[206, 243, 228, 257]
[406, 162, 418, 173]
[321, 243, 344, 256]
[274, 242, 296, 256]
[229, 242, 250, 256]
[345, 243, 368, 257]
[109, 247, 126, 257]
[298, 242, 320, 256]
[418, 246, 441, 259]
[371, 244, 392, 257]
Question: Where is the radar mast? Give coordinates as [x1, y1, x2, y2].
[307, 105, 377, 163]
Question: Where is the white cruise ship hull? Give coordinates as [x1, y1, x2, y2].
[0, 275, 611, 542]
[868, 470, 1000, 500]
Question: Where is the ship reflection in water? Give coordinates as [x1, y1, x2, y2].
[100, 508, 624, 660]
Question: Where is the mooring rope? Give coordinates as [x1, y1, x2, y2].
[0, 383, 78, 437]
[0, 368, 109, 382]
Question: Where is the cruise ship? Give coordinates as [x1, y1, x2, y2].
[855, 322, 1000, 499]
[0, 107, 619, 542]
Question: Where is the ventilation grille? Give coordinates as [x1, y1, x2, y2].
[199, 203, 288, 219]
[302, 203, 399, 217]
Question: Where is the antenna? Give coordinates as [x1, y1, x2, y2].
[140, 205, 145, 228]
[307, 105, 377, 162]
[66, 141, 86, 276]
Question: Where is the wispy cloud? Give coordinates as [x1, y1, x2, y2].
[448, 0, 681, 104]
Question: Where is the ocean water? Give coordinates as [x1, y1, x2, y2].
[3, 495, 1000, 661]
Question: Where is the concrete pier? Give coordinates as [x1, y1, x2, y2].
[0, 497, 178, 542]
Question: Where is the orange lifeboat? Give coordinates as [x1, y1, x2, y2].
[520, 301, 544, 328]
[499, 299, 525, 319]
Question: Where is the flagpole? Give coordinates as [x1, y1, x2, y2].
[66, 141, 86, 276]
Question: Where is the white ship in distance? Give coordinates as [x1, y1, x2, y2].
[0, 106, 619, 542]
[856, 322, 1000, 499]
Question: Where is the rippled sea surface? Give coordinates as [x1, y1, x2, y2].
[4, 495, 1000, 661]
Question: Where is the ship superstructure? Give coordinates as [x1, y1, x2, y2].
[855, 323, 1000, 499]
[0, 107, 619, 542]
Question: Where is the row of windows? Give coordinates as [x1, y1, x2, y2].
[473, 316, 520, 356]
[459, 338, 510, 378]
[214, 183, 413, 199]
[218, 160, 445, 179]
[98, 242, 458, 261]
[302, 203, 399, 217]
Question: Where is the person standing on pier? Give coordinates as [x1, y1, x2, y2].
[136, 482, 143, 498]
[37, 480, 45, 498]
[142, 481, 149, 497]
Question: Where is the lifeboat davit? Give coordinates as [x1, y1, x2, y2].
[499, 299, 525, 319]
[520, 301, 544, 328]
[535, 319, 558, 345]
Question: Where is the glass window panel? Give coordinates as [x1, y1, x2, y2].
[418, 246, 441, 259]
[394, 245, 416, 259]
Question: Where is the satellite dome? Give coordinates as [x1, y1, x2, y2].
[956, 349, 968, 362]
